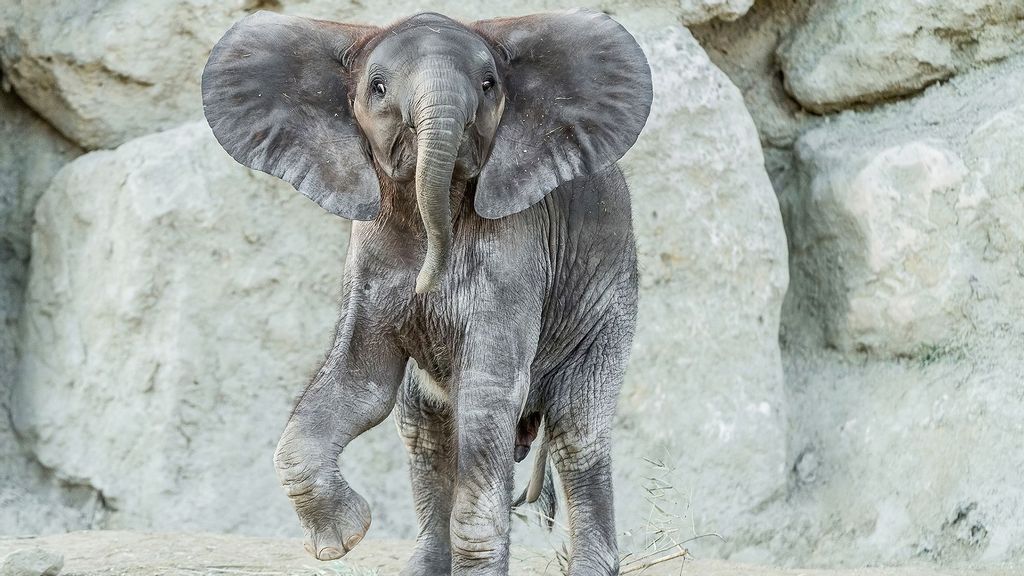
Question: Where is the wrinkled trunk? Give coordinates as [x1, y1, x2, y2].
[412, 89, 467, 294]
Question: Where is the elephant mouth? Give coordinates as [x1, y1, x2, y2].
[383, 128, 418, 183]
[454, 129, 485, 180]
[381, 126, 485, 185]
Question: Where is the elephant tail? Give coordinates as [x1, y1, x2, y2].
[512, 432, 558, 530]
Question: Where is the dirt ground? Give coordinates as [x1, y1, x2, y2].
[1, 531, 1020, 576]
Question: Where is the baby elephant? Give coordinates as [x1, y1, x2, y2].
[202, 8, 652, 576]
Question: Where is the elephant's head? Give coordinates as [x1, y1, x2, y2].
[202, 10, 651, 293]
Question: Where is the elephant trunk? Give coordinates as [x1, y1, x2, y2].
[411, 82, 469, 294]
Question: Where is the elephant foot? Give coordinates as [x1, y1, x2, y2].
[274, 437, 371, 560]
[400, 540, 452, 576]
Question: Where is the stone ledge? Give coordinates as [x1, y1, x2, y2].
[1, 531, 1018, 576]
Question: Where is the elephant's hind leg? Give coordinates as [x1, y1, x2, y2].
[396, 366, 455, 576]
[546, 318, 634, 576]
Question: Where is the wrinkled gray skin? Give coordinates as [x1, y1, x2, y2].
[202, 9, 652, 576]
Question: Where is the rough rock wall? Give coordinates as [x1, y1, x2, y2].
[616, 24, 788, 557]
[778, 0, 1024, 113]
[694, 0, 1024, 566]
[0, 87, 92, 535]
[1, 0, 1022, 569]
[775, 56, 1024, 565]
[13, 123, 352, 534]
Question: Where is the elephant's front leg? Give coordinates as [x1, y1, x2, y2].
[273, 318, 406, 561]
[448, 342, 533, 576]
[397, 367, 456, 576]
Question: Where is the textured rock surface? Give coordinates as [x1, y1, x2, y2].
[692, 0, 812, 150]
[694, 2, 1024, 566]
[4, 532, 1018, 576]
[0, 547, 62, 576]
[774, 55, 1024, 565]
[616, 24, 788, 559]
[777, 343, 1024, 566]
[785, 139, 969, 355]
[690, 0, 817, 198]
[13, 122, 355, 534]
[781, 56, 1024, 356]
[0, 87, 88, 536]
[778, 0, 1024, 112]
[676, 0, 755, 25]
[0, 1, 244, 149]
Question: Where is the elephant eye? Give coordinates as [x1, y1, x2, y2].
[481, 77, 495, 93]
[372, 79, 386, 97]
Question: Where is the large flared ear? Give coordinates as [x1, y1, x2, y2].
[471, 9, 652, 219]
[202, 11, 381, 220]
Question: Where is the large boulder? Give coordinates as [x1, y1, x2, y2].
[778, 0, 1024, 112]
[0, 0, 251, 149]
[691, 0, 813, 151]
[676, 0, 756, 25]
[785, 139, 969, 355]
[777, 55, 1024, 564]
[0, 87, 85, 535]
[0, 547, 62, 576]
[12, 121, 369, 534]
[781, 56, 1024, 356]
[615, 25, 789, 558]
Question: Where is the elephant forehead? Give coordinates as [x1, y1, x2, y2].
[371, 21, 491, 66]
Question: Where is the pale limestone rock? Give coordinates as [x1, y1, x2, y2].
[782, 55, 1024, 356]
[778, 339, 1024, 565]
[615, 25, 788, 555]
[0, 548, 62, 576]
[785, 139, 969, 355]
[13, 121, 354, 533]
[778, 0, 1024, 112]
[676, 0, 755, 25]
[0, 88, 88, 535]
[292, 0, 754, 27]
[775, 56, 1024, 564]
[0, 1, 254, 149]
[691, 0, 814, 150]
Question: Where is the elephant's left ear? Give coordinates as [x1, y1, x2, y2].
[471, 9, 652, 219]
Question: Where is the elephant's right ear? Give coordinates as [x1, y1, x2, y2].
[202, 11, 381, 220]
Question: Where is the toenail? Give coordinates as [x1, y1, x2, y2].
[318, 546, 343, 560]
[344, 533, 364, 551]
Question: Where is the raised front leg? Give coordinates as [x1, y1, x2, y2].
[449, 337, 535, 576]
[396, 366, 456, 576]
[273, 312, 406, 561]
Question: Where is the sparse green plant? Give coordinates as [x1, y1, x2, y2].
[515, 452, 725, 575]
[617, 455, 724, 575]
